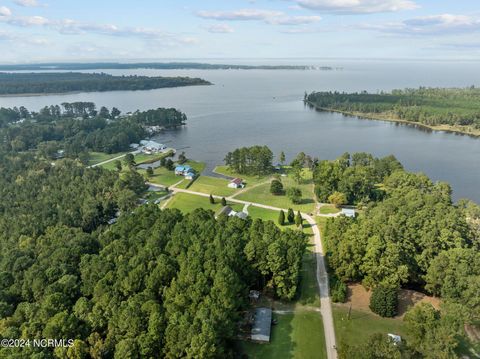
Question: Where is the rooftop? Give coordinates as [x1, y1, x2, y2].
[251, 307, 272, 342]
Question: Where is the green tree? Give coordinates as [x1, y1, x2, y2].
[369, 286, 398, 317]
[221, 197, 227, 206]
[286, 187, 302, 204]
[124, 153, 135, 167]
[278, 210, 285, 226]
[146, 166, 154, 178]
[270, 179, 284, 195]
[328, 191, 347, 208]
[287, 208, 295, 224]
[178, 151, 187, 164]
[114, 160, 122, 171]
[279, 151, 286, 165]
[209, 194, 215, 204]
[295, 211, 303, 228]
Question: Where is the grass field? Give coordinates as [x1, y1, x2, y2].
[142, 167, 182, 187]
[319, 205, 340, 215]
[182, 176, 239, 196]
[239, 310, 326, 359]
[165, 192, 242, 213]
[236, 169, 316, 214]
[88, 151, 126, 166]
[214, 165, 270, 186]
[333, 306, 406, 348]
[134, 150, 173, 165]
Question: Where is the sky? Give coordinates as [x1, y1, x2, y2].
[0, 0, 479, 63]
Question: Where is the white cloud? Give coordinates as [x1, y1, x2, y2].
[14, 0, 45, 7]
[205, 23, 234, 33]
[0, 6, 12, 16]
[360, 14, 480, 36]
[0, 29, 48, 45]
[268, 15, 321, 25]
[196, 9, 283, 21]
[295, 0, 418, 14]
[0, 10, 196, 46]
[196, 8, 321, 26]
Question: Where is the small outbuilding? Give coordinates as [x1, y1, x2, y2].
[341, 208, 356, 218]
[251, 308, 272, 343]
[228, 178, 245, 189]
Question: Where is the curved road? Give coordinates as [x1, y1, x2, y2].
[155, 184, 338, 358]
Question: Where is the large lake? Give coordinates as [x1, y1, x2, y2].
[1, 60, 479, 202]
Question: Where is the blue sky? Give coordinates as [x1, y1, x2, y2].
[0, 0, 479, 62]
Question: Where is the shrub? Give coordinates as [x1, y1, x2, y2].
[369, 286, 398, 317]
[331, 276, 348, 303]
[270, 179, 284, 195]
[286, 187, 302, 204]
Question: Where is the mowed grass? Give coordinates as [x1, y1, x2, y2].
[236, 169, 316, 214]
[214, 165, 270, 186]
[238, 310, 327, 359]
[333, 306, 407, 348]
[88, 151, 126, 166]
[319, 204, 340, 215]
[166, 192, 242, 213]
[184, 176, 239, 197]
[141, 167, 182, 187]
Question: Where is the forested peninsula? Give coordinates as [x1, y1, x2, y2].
[0, 72, 210, 96]
[306, 87, 480, 137]
[0, 62, 335, 71]
[0, 102, 186, 154]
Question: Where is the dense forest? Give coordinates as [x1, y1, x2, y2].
[0, 72, 210, 95]
[0, 150, 307, 358]
[0, 62, 333, 71]
[306, 87, 480, 135]
[319, 153, 480, 358]
[0, 102, 186, 155]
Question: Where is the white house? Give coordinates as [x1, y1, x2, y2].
[228, 178, 245, 189]
[388, 334, 402, 345]
[140, 140, 167, 154]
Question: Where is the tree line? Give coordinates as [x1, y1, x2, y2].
[321, 153, 480, 358]
[0, 103, 187, 155]
[224, 145, 273, 175]
[0, 72, 210, 95]
[306, 87, 480, 130]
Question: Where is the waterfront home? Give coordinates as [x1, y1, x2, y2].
[175, 165, 192, 175]
[140, 140, 167, 154]
[228, 178, 245, 189]
[185, 171, 195, 180]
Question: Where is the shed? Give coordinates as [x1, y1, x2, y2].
[341, 208, 356, 218]
[216, 206, 234, 218]
[251, 307, 272, 342]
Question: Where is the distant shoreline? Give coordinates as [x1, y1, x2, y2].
[306, 101, 480, 138]
[0, 83, 211, 98]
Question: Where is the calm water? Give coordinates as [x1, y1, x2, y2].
[1, 60, 479, 202]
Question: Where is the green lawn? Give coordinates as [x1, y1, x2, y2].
[238, 310, 327, 359]
[235, 168, 316, 214]
[165, 192, 242, 213]
[141, 167, 182, 187]
[214, 165, 270, 186]
[134, 150, 173, 165]
[333, 306, 406, 349]
[182, 176, 239, 196]
[88, 151, 126, 166]
[319, 205, 340, 215]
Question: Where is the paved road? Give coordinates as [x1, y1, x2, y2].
[158, 185, 338, 358]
